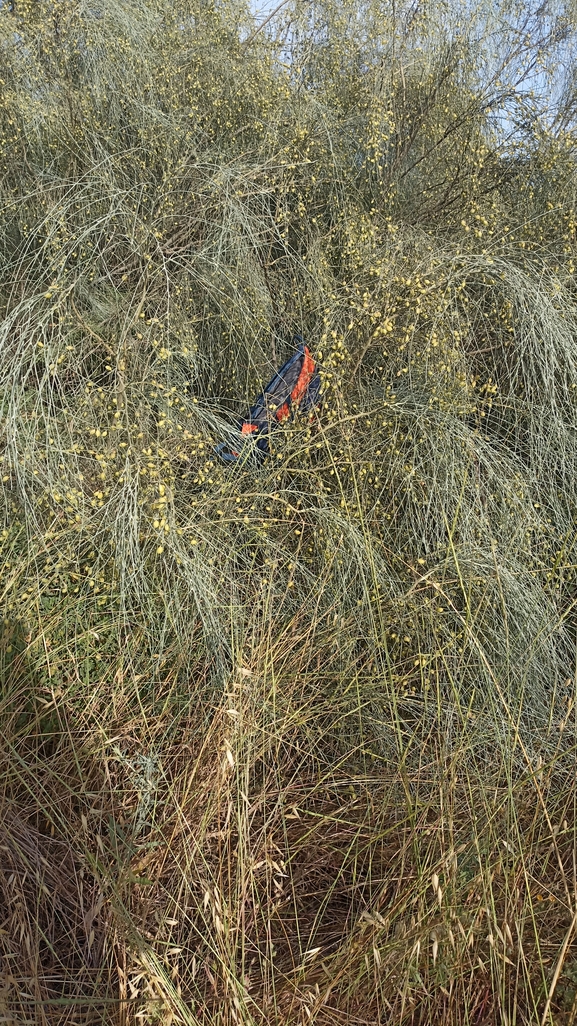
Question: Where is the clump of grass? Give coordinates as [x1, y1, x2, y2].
[1, 0, 577, 1022]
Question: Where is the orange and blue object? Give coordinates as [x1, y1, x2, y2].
[216, 336, 321, 462]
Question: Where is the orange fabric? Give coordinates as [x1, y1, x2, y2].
[241, 422, 258, 435]
[291, 346, 316, 405]
[274, 347, 316, 422]
[275, 402, 290, 422]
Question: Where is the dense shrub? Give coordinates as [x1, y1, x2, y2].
[1, 1, 577, 1022]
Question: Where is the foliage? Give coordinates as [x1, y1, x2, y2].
[1, 0, 577, 1022]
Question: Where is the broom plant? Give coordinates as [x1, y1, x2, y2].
[1, 0, 577, 1022]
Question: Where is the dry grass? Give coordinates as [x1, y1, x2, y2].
[1, 610, 577, 1025]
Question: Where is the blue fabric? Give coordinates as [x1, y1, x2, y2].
[216, 337, 321, 463]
